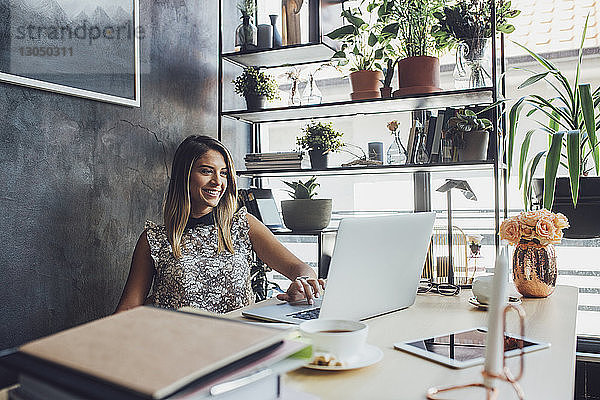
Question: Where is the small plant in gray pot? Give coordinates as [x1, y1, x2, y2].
[281, 176, 332, 231]
[232, 67, 279, 111]
[446, 109, 492, 161]
[296, 121, 344, 170]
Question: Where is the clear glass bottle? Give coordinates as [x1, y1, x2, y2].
[235, 15, 257, 52]
[387, 131, 408, 165]
[415, 129, 429, 164]
[301, 74, 322, 105]
[441, 133, 454, 163]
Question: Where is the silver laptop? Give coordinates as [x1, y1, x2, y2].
[242, 212, 436, 324]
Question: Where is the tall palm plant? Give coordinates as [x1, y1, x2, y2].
[507, 16, 599, 210]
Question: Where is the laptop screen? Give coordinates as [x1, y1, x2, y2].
[256, 198, 283, 228]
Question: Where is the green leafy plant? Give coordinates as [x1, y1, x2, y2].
[507, 16, 599, 210]
[237, 0, 254, 17]
[296, 121, 344, 153]
[380, 0, 445, 58]
[232, 67, 279, 100]
[431, 0, 520, 52]
[446, 109, 492, 149]
[283, 176, 319, 199]
[373, 0, 403, 87]
[325, 2, 384, 71]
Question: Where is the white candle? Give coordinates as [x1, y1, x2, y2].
[483, 247, 509, 389]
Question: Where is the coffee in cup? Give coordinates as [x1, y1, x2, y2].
[299, 319, 368, 362]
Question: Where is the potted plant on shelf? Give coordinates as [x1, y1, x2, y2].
[326, 5, 384, 100]
[281, 176, 332, 231]
[296, 121, 344, 170]
[431, 0, 520, 89]
[380, 0, 445, 97]
[507, 17, 600, 238]
[374, 0, 402, 98]
[446, 109, 492, 161]
[233, 67, 280, 111]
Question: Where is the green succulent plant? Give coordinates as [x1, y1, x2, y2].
[232, 67, 279, 100]
[283, 176, 319, 199]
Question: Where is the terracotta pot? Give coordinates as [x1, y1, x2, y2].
[281, 199, 333, 231]
[349, 70, 383, 100]
[394, 56, 441, 97]
[457, 130, 489, 161]
[512, 241, 557, 298]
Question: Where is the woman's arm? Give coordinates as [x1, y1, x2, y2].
[114, 231, 155, 313]
[246, 213, 325, 304]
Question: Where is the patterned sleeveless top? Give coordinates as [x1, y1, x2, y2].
[145, 207, 255, 313]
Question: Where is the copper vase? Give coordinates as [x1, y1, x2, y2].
[512, 241, 557, 298]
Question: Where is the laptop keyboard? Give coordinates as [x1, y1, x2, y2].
[288, 308, 321, 320]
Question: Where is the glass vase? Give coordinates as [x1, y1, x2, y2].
[512, 241, 557, 298]
[288, 79, 301, 106]
[453, 38, 491, 89]
[301, 75, 322, 105]
[386, 131, 407, 165]
[235, 15, 257, 52]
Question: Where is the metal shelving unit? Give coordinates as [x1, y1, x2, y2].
[223, 88, 496, 124]
[218, 0, 508, 283]
[237, 160, 500, 178]
[222, 42, 337, 69]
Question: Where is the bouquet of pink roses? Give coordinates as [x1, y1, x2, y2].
[499, 209, 569, 246]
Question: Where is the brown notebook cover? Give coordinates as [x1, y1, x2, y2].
[16, 307, 286, 399]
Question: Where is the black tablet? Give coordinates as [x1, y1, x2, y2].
[394, 327, 550, 369]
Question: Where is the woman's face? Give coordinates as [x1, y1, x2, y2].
[189, 149, 229, 217]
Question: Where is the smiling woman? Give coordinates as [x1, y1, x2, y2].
[115, 135, 325, 314]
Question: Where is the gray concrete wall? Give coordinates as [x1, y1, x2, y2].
[0, 1, 248, 385]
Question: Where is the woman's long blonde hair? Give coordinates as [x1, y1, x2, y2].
[163, 135, 238, 258]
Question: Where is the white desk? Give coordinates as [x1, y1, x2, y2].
[232, 285, 578, 400]
[0, 286, 576, 400]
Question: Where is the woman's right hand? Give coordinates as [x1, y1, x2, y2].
[276, 277, 326, 305]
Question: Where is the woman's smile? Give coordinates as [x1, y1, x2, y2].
[202, 187, 222, 199]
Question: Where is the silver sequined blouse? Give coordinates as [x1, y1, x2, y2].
[145, 207, 255, 313]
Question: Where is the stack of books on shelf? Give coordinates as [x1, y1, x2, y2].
[0, 307, 311, 400]
[244, 152, 305, 171]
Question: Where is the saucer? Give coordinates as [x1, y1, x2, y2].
[468, 296, 522, 310]
[304, 344, 383, 371]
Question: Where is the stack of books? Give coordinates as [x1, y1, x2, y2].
[244, 152, 304, 171]
[0, 307, 311, 400]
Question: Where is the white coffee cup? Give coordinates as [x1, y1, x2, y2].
[472, 275, 494, 304]
[299, 319, 368, 361]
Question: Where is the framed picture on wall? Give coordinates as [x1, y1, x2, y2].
[0, 0, 141, 107]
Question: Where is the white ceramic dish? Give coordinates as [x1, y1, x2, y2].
[304, 344, 383, 371]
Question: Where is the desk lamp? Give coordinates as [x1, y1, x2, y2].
[435, 179, 477, 285]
